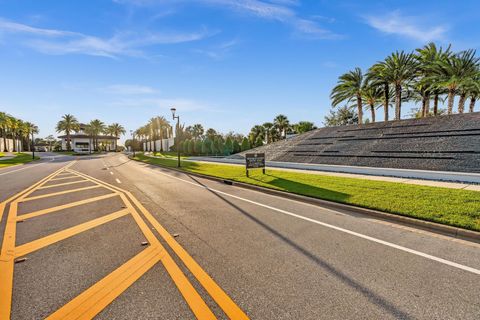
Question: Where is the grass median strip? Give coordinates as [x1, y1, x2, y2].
[133, 153, 480, 232]
[0, 153, 39, 168]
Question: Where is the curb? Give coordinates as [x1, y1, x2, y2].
[131, 156, 480, 243]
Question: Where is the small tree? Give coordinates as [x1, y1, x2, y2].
[188, 140, 194, 155]
[255, 136, 263, 147]
[182, 139, 189, 154]
[232, 140, 241, 154]
[195, 140, 203, 155]
[202, 138, 211, 155]
[224, 137, 233, 155]
[241, 137, 250, 151]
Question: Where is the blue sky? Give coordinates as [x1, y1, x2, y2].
[0, 0, 479, 141]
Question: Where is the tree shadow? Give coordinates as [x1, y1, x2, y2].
[249, 172, 350, 203]
[188, 175, 413, 320]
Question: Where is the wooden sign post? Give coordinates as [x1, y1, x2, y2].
[245, 153, 266, 177]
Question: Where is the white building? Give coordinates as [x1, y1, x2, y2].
[58, 124, 119, 153]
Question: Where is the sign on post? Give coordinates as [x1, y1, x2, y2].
[245, 153, 266, 177]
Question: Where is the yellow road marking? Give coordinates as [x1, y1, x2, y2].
[15, 209, 129, 258]
[68, 171, 218, 319]
[0, 163, 75, 319]
[47, 246, 163, 320]
[49, 175, 84, 182]
[37, 179, 91, 190]
[21, 185, 102, 202]
[69, 168, 249, 319]
[17, 193, 119, 221]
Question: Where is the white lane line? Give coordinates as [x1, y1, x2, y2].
[148, 167, 480, 276]
[115, 178, 121, 184]
[0, 163, 44, 176]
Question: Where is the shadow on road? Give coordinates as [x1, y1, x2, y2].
[188, 175, 413, 320]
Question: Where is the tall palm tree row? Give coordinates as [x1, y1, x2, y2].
[331, 43, 480, 123]
[134, 115, 173, 152]
[248, 114, 317, 146]
[0, 111, 38, 152]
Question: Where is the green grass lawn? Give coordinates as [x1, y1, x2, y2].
[132, 153, 480, 232]
[0, 152, 4, 157]
[0, 153, 39, 168]
[151, 151, 187, 159]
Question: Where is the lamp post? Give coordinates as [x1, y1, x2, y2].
[170, 107, 180, 168]
[130, 130, 136, 157]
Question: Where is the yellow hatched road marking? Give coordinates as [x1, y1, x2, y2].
[15, 209, 130, 258]
[47, 246, 163, 320]
[37, 179, 91, 189]
[0, 162, 76, 320]
[70, 170, 220, 319]
[49, 175, 84, 182]
[17, 193, 119, 221]
[69, 168, 249, 319]
[21, 185, 102, 202]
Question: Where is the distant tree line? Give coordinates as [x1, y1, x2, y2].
[0, 111, 38, 152]
[329, 43, 480, 124]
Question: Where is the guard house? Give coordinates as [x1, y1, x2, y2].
[58, 124, 119, 153]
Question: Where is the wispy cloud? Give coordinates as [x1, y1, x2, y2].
[364, 10, 447, 42]
[103, 84, 158, 95]
[114, 0, 341, 39]
[0, 17, 214, 58]
[110, 96, 213, 112]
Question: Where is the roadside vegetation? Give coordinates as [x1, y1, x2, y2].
[0, 152, 39, 168]
[330, 42, 480, 124]
[0, 111, 38, 152]
[132, 153, 480, 232]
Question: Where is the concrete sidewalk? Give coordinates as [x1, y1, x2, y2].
[183, 156, 480, 192]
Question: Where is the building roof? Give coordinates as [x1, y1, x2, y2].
[58, 134, 119, 140]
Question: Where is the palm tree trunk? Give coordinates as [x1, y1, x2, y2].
[421, 96, 427, 118]
[66, 131, 71, 151]
[447, 90, 455, 114]
[2, 132, 7, 152]
[425, 95, 430, 116]
[383, 82, 389, 122]
[469, 97, 476, 113]
[433, 94, 439, 115]
[395, 84, 402, 120]
[458, 93, 466, 113]
[370, 104, 375, 122]
[356, 94, 363, 124]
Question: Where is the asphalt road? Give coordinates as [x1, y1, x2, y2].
[0, 153, 479, 319]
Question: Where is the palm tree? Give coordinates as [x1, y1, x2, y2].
[89, 119, 105, 151]
[249, 125, 265, 146]
[367, 63, 391, 122]
[362, 81, 383, 122]
[467, 74, 480, 112]
[273, 114, 290, 139]
[9, 117, 20, 152]
[293, 121, 317, 134]
[415, 43, 452, 117]
[0, 112, 11, 152]
[56, 114, 80, 151]
[262, 122, 275, 144]
[429, 49, 479, 114]
[331, 67, 365, 123]
[191, 124, 204, 140]
[381, 51, 417, 120]
[107, 123, 125, 151]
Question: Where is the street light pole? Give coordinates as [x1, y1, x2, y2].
[170, 107, 180, 168]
